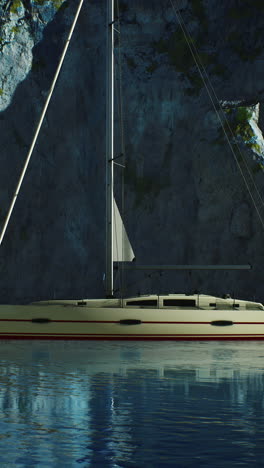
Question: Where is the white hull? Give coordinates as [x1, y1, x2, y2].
[0, 294, 264, 340]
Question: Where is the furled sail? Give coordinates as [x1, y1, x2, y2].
[113, 198, 135, 262]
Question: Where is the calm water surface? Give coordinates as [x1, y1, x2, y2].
[0, 340, 264, 466]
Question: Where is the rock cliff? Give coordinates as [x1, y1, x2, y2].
[0, 0, 264, 303]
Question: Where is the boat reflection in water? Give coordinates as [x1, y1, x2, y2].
[0, 340, 264, 466]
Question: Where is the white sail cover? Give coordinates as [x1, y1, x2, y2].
[113, 198, 135, 262]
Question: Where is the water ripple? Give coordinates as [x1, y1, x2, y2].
[0, 341, 263, 466]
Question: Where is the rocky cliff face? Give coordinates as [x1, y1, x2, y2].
[0, 0, 264, 303]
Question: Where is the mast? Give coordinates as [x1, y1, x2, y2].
[105, 0, 114, 297]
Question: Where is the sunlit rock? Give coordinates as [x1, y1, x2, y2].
[0, 0, 65, 111]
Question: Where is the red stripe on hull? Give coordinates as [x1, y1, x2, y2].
[1, 319, 264, 325]
[0, 334, 264, 341]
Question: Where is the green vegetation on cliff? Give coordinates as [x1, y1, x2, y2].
[222, 106, 259, 151]
[125, 163, 167, 207]
[190, 0, 208, 29]
[10, 0, 22, 14]
[33, 0, 65, 9]
[9, 0, 65, 12]
[154, 28, 226, 95]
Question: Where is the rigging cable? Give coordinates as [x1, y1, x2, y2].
[170, 0, 264, 205]
[0, 0, 85, 246]
[169, 0, 264, 230]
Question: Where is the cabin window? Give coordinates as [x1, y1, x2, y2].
[163, 299, 196, 307]
[210, 303, 216, 307]
[246, 303, 263, 310]
[126, 299, 157, 307]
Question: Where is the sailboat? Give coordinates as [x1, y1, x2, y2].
[0, 0, 263, 341]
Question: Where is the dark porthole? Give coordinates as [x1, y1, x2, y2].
[120, 319, 142, 325]
[31, 318, 51, 323]
[211, 320, 233, 326]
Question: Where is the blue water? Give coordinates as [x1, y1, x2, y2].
[0, 341, 264, 467]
